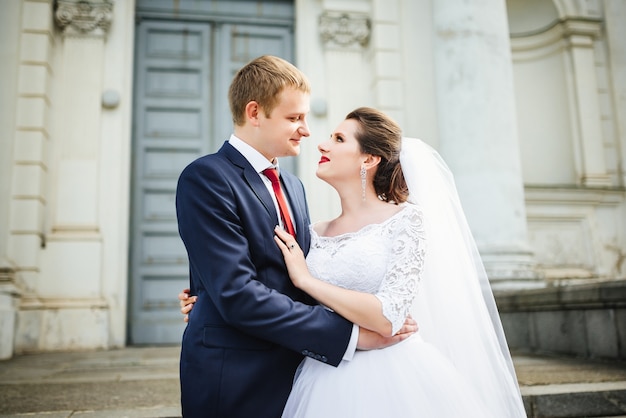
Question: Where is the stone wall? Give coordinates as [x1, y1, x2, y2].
[497, 280, 626, 360]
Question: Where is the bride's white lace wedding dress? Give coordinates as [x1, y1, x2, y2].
[282, 204, 496, 417]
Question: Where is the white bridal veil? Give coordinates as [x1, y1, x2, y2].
[400, 138, 527, 417]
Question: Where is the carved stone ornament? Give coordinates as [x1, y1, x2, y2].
[319, 11, 371, 48]
[54, 0, 113, 37]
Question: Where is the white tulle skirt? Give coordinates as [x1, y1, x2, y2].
[282, 334, 495, 418]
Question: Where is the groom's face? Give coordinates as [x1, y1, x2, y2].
[256, 87, 311, 160]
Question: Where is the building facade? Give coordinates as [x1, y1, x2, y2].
[0, 0, 624, 359]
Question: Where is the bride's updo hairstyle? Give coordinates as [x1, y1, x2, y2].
[345, 107, 409, 204]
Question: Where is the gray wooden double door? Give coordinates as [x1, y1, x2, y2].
[130, 1, 295, 344]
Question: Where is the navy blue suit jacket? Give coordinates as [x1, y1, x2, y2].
[176, 142, 353, 418]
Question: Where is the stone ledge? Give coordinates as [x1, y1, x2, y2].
[496, 280, 626, 361]
[495, 280, 626, 312]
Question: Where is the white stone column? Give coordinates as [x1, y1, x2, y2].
[432, 0, 538, 286]
[563, 18, 611, 187]
[604, 0, 626, 187]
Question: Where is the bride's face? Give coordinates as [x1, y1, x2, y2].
[316, 118, 366, 186]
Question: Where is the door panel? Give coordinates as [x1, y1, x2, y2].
[130, 6, 294, 344]
[130, 20, 212, 344]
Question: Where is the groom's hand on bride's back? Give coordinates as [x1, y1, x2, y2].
[356, 316, 418, 350]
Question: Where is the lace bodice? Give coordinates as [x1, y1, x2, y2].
[306, 204, 426, 334]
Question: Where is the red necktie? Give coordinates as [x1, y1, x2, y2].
[262, 168, 296, 238]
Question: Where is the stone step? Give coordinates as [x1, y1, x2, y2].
[1, 346, 626, 417]
[522, 382, 626, 418]
[515, 353, 626, 417]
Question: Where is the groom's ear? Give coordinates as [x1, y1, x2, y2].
[245, 101, 261, 126]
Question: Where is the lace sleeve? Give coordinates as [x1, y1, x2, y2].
[375, 205, 427, 334]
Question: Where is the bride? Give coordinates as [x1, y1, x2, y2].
[182, 107, 527, 417]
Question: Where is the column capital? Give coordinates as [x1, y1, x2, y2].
[54, 0, 113, 37]
[562, 17, 602, 39]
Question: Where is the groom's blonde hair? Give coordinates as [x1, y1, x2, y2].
[229, 55, 311, 126]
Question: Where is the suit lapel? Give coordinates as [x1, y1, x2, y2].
[245, 167, 276, 219]
[220, 142, 277, 220]
[219, 142, 307, 243]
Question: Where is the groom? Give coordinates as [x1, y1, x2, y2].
[176, 55, 414, 418]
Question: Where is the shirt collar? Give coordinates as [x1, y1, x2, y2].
[228, 134, 280, 173]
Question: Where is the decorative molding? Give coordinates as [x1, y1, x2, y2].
[510, 18, 602, 57]
[510, 23, 565, 57]
[54, 0, 113, 37]
[319, 11, 370, 49]
[0, 267, 16, 284]
[552, 0, 604, 22]
[524, 186, 625, 279]
[561, 17, 602, 39]
[524, 185, 625, 206]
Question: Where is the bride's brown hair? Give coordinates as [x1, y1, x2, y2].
[345, 107, 409, 204]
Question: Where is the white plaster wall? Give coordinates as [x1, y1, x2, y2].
[98, 0, 136, 349]
[296, 0, 375, 223]
[398, 0, 439, 146]
[511, 0, 626, 279]
[13, 0, 136, 353]
[512, 28, 578, 185]
[506, 0, 559, 35]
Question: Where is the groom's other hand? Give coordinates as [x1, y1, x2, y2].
[178, 288, 197, 323]
[356, 315, 418, 350]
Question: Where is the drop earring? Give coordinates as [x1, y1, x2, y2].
[360, 165, 367, 201]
